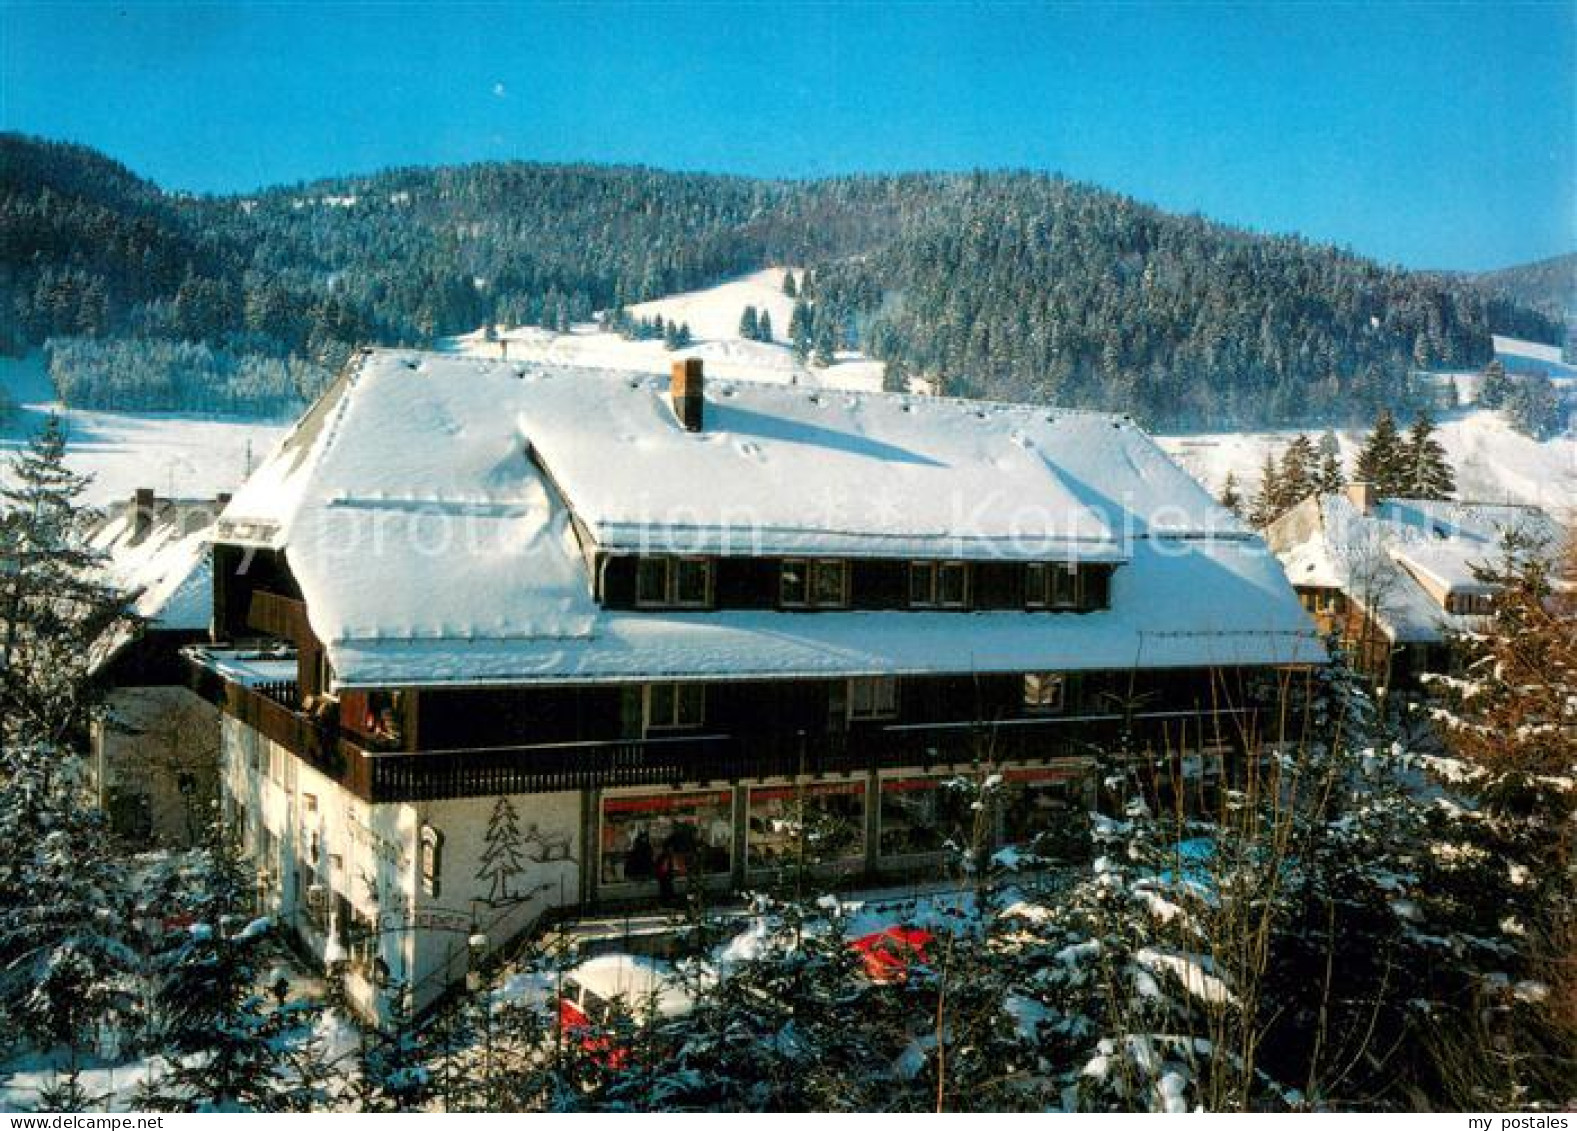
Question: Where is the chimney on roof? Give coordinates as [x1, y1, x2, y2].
[1345, 481, 1377, 514]
[671, 358, 704, 432]
[131, 487, 155, 543]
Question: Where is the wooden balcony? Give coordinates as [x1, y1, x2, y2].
[207, 672, 1259, 803]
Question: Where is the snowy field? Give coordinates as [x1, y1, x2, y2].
[0, 353, 289, 508]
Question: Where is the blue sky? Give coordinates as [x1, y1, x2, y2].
[2, 1, 1571, 270]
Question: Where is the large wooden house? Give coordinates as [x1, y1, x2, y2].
[189, 349, 1320, 1020]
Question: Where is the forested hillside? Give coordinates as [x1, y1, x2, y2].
[1467, 251, 1576, 324]
[1, 133, 1563, 426]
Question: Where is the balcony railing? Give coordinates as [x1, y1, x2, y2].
[209, 674, 1260, 803]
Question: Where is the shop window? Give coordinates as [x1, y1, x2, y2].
[747, 781, 866, 870]
[1000, 767, 1091, 860]
[848, 676, 898, 721]
[600, 791, 734, 885]
[878, 776, 976, 858]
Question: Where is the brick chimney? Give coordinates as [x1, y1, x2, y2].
[131, 487, 155, 543]
[1344, 481, 1377, 514]
[671, 358, 704, 432]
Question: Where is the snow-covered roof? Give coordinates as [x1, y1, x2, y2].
[1265, 492, 1565, 644]
[215, 349, 1321, 688]
[91, 497, 219, 634]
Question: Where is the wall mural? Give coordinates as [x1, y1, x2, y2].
[475, 796, 575, 906]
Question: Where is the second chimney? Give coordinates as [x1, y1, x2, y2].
[671, 358, 704, 432]
[1344, 481, 1377, 514]
[131, 487, 155, 543]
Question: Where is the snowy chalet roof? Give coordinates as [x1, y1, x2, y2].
[91, 497, 219, 634]
[214, 349, 1322, 688]
[1265, 493, 1564, 643]
[88, 496, 219, 670]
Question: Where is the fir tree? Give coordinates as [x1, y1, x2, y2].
[1478, 359, 1511, 408]
[756, 309, 773, 343]
[1399, 411, 1456, 499]
[738, 305, 759, 341]
[0, 415, 133, 752]
[781, 271, 797, 299]
[1278, 433, 1317, 509]
[1314, 432, 1345, 495]
[1505, 372, 1563, 440]
[145, 831, 327, 1111]
[1248, 451, 1282, 527]
[1353, 409, 1405, 498]
[1218, 471, 1244, 518]
[788, 299, 812, 359]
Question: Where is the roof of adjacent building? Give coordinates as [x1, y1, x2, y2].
[88, 495, 220, 669]
[213, 349, 1323, 688]
[1265, 492, 1565, 643]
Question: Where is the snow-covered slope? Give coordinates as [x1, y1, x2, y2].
[1158, 409, 1576, 523]
[0, 353, 289, 508]
[443, 268, 891, 392]
[1494, 334, 1576, 377]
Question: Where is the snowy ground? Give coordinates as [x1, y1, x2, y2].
[1157, 409, 1576, 523]
[0, 353, 290, 508]
[443, 268, 891, 393]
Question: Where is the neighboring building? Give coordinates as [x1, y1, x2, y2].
[1264, 482, 1564, 686]
[189, 349, 1321, 1021]
[88, 490, 226, 847]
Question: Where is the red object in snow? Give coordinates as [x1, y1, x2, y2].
[850, 926, 934, 983]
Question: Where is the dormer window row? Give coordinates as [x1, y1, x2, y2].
[605, 555, 1113, 613]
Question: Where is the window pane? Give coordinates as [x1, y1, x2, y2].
[813, 560, 847, 606]
[1053, 564, 1078, 607]
[874, 676, 897, 714]
[648, 684, 676, 728]
[1026, 563, 1047, 606]
[939, 563, 967, 606]
[878, 777, 974, 857]
[637, 557, 670, 604]
[747, 782, 866, 869]
[675, 558, 710, 605]
[780, 560, 808, 606]
[601, 791, 735, 884]
[909, 562, 934, 606]
[1024, 672, 1064, 711]
[676, 684, 706, 728]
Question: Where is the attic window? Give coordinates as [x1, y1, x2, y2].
[781, 559, 850, 609]
[1025, 563, 1081, 610]
[636, 556, 713, 609]
[910, 562, 969, 609]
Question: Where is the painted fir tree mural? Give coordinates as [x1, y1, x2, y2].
[477, 797, 529, 904]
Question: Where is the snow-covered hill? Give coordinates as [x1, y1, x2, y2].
[444, 268, 891, 392]
[0, 353, 288, 507]
[1158, 410, 1575, 523]
[1, 271, 1568, 528]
